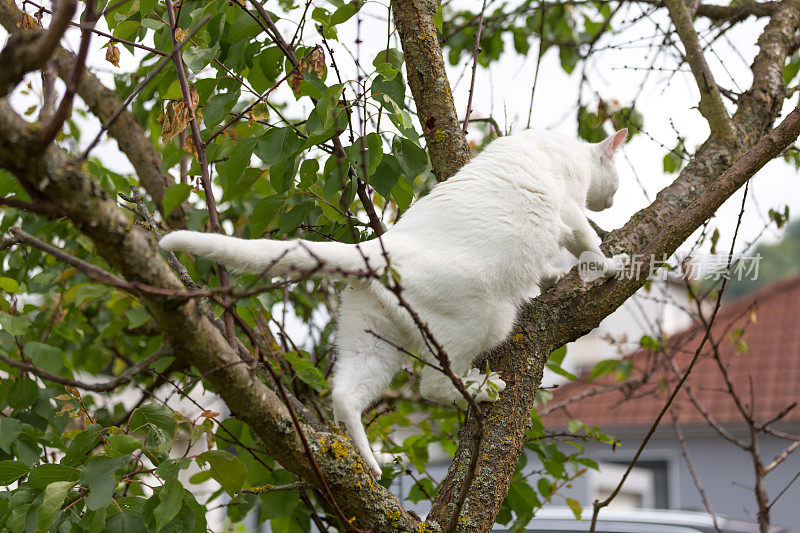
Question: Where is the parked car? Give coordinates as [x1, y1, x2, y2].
[495, 508, 784, 533]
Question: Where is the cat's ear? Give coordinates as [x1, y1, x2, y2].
[597, 128, 628, 159]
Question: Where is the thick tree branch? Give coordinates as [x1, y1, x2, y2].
[0, 0, 186, 229]
[665, 0, 736, 140]
[391, 0, 470, 182]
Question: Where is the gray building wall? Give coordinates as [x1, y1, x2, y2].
[392, 424, 799, 531]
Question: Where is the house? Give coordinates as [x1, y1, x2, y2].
[541, 274, 800, 531]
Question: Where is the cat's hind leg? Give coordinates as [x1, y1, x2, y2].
[330, 331, 403, 476]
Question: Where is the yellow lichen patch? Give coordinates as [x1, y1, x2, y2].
[513, 332, 524, 343]
[318, 434, 351, 460]
[433, 129, 446, 142]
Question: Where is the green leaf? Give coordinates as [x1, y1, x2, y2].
[330, 1, 360, 25]
[0, 311, 30, 336]
[548, 345, 567, 367]
[63, 424, 103, 467]
[203, 92, 239, 127]
[129, 404, 177, 437]
[218, 136, 259, 200]
[588, 359, 617, 382]
[197, 450, 247, 495]
[392, 136, 428, 179]
[105, 435, 142, 458]
[155, 481, 183, 531]
[28, 464, 80, 489]
[0, 417, 23, 453]
[545, 362, 578, 381]
[183, 46, 216, 73]
[372, 75, 405, 110]
[25, 341, 62, 374]
[104, 511, 146, 532]
[370, 155, 400, 199]
[36, 480, 75, 532]
[284, 351, 328, 393]
[0, 460, 30, 485]
[80, 456, 125, 510]
[256, 127, 304, 167]
[537, 477, 553, 498]
[639, 334, 663, 351]
[278, 201, 315, 234]
[567, 419, 585, 434]
[298, 159, 319, 189]
[9, 377, 38, 409]
[163, 183, 192, 216]
[566, 497, 583, 520]
[249, 195, 286, 237]
[315, 84, 344, 131]
[113, 20, 140, 40]
[0, 277, 20, 293]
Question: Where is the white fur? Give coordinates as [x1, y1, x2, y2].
[159, 129, 629, 475]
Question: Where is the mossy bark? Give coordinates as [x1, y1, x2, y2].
[391, 0, 471, 182]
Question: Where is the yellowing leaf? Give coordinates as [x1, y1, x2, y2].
[174, 27, 186, 42]
[566, 498, 583, 520]
[105, 41, 120, 67]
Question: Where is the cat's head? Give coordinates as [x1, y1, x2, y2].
[586, 129, 627, 212]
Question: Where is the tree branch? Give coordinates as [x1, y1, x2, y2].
[665, 0, 736, 140]
[391, 0, 470, 182]
[0, 0, 76, 98]
[0, 346, 168, 392]
[0, 0, 186, 229]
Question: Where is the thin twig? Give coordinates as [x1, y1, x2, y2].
[462, 0, 487, 133]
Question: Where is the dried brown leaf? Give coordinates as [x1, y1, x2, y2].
[289, 65, 304, 95]
[105, 41, 120, 67]
[17, 12, 36, 30]
[182, 134, 199, 163]
[307, 45, 325, 79]
[200, 410, 220, 418]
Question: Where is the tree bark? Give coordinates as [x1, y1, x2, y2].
[391, 0, 471, 182]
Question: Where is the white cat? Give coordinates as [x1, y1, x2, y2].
[159, 128, 629, 475]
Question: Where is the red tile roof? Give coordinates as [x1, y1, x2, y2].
[543, 274, 800, 430]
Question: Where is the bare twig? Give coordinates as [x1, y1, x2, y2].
[0, 346, 167, 392]
[665, 0, 735, 140]
[38, 0, 99, 148]
[462, 0, 487, 133]
[164, 0, 236, 347]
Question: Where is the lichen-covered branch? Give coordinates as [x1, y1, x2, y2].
[391, 0, 470, 182]
[665, 0, 736, 140]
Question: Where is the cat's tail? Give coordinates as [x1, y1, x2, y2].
[159, 231, 386, 277]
